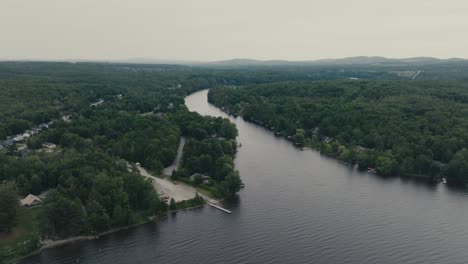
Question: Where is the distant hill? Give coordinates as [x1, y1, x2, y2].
[197, 56, 468, 67]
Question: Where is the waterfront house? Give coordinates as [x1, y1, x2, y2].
[20, 194, 43, 207]
[190, 173, 211, 184]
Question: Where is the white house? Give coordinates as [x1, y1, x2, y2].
[20, 194, 43, 207]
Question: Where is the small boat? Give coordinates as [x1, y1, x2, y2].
[240, 183, 245, 188]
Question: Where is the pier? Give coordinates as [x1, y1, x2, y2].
[207, 202, 232, 214]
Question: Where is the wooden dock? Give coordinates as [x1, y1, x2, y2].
[207, 202, 232, 214]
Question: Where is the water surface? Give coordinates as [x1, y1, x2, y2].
[22, 90, 468, 264]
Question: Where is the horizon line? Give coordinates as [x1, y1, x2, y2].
[1, 55, 467, 64]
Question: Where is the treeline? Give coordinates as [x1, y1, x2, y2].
[209, 80, 468, 185]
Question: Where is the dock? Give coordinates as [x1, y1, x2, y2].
[207, 202, 232, 214]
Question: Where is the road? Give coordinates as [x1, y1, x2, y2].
[162, 137, 186, 175]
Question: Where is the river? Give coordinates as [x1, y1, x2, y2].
[21, 89, 468, 264]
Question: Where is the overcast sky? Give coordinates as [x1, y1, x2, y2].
[1, 0, 467, 61]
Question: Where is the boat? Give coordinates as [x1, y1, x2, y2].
[240, 183, 245, 188]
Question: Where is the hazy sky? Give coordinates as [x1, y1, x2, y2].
[1, 0, 468, 61]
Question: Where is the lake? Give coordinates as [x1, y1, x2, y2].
[21, 89, 468, 264]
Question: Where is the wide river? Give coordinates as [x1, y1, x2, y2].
[22, 90, 468, 264]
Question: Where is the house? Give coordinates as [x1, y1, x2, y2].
[61, 115, 71, 122]
[19, 148, 31, 157]
[90, 99, 104, 107]
[355, 146, 368, 153]
[13, 135, 24, 142]
[190, 173, 211, 185]
[38, 123, 48, 129]
[1, 139, 15, 148]
[42, 142, 57, 149]
[20, 194, 43, 207]
[17, 145, 27, 151]
[22, 132, 31, 138]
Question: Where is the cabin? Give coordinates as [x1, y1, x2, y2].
[355, 146, 368, 153]
[190, 173, 211, 184]
[20, 194, 43, 207]
[42, 142, 57, 149]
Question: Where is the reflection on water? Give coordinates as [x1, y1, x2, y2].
[21, 90, 468, 264]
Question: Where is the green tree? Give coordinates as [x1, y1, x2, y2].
[169, 198, 177, 210]
[0, 184, 19, 232]
[219, 171, 242, 197]
[39, 191, 87, 238]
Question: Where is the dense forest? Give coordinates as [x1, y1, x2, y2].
[3, 59, 468, 262]
[0, 62, 243, 262]
[209, 80, 468, 185]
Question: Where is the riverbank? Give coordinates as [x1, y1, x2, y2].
[12, 202, 209, 264]
[12, 158, 217, 263]
[209, 97, 443, 184]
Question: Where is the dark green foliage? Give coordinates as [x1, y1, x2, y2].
[39, 191, 87, 238]
[446, 149, 468, 184]
[175, 193, 205, 209]
[180, 137, 241, 197]
[209, 80, 468, 184]
[0, 184, 18, 233]
[169, 198, 177, 210]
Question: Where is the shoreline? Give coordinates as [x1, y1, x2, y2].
[209, 100, 442, 184]
[13, 204, 207, 263]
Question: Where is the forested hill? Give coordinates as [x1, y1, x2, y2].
[208, 80, 468, 185]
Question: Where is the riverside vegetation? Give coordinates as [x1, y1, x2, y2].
[209, 80, 468, 185]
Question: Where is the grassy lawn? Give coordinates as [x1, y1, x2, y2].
[173, 176, 221, 199]
[195, 185, 221, 199]
[0, 206, 42, 263]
